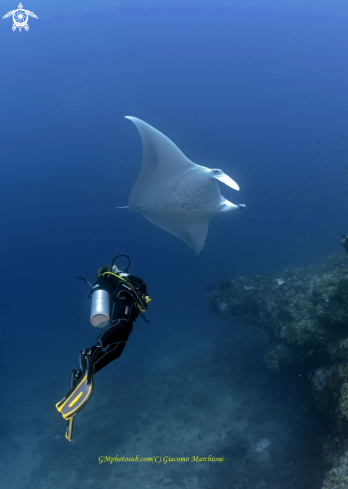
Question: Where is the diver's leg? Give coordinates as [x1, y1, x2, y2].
[70, 345, 102, 386]
[56, 300, 136, 430]
[91, 299, 136, 374]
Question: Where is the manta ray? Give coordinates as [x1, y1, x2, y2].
[123, 116, 245, 255]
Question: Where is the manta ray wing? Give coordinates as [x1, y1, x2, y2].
[126, 116, 196, 208]
[142, 211, 210, 255]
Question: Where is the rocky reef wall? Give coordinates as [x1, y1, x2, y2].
[205, 251, 348, 489]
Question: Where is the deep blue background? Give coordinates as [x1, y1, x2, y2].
[0, 0, 347, 464]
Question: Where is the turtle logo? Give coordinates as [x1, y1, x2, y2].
[3, 3, 38, 32]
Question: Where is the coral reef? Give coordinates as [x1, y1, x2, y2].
[322, 448, 348, 489]
[205, 251, 348, 489]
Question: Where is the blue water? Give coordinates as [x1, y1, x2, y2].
[0, 1, 346, 487]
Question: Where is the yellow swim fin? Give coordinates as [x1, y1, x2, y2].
[56, 373, 93, 420]
[65, 416, 74, 442]
[56, 355, 94, 420]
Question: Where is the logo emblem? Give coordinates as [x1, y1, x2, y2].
[3, 3, 38, 32]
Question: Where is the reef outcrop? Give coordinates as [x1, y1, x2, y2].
[206, 251, 348, 489]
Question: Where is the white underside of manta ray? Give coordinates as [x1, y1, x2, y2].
[123, 116, 245, 255]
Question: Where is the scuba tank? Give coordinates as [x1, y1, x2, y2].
[76, 255, 133, 329]
[90, 286, 110, 328]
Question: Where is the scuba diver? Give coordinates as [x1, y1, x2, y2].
[55, 255, 151, 441]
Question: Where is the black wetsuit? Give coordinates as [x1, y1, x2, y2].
[89, 272, 148, 374]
